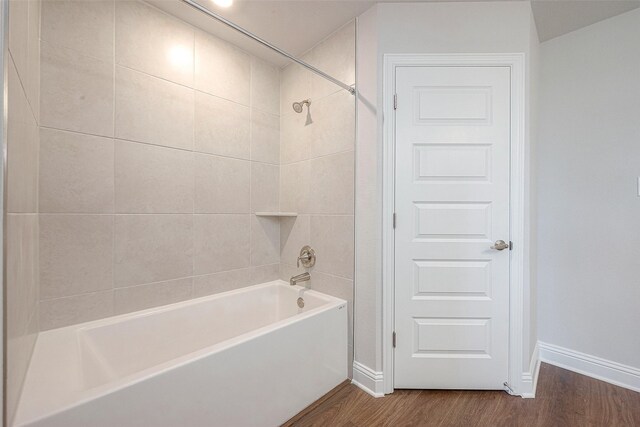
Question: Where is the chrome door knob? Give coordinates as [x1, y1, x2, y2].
[491, 240, 509, 251]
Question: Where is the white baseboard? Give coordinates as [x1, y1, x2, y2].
[352, 361, 384, 398]
[520, 342, 541, 398]
[539, 341, 640, 393]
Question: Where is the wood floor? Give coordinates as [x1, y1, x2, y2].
[284, 363, 640, 427]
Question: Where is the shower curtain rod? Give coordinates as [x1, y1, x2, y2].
[181, 0, 356, 95]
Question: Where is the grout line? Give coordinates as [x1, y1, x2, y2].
[39, 263, 282, 304]
[191, 28, 196, 298]
[7, 49, 39, 125]
[280, 263, 355, 282]
[280, 148, 355, 167]
[115, 61, 272, 113]
[37, 213, 354, 217]
[112, 0, 117, 311]
[280, 86, 351, 120]
[280, 18, 356, 72]
[249, 57, 254, 268]
[38, 125, 281, 166]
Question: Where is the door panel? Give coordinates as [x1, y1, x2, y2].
[394, 66, 510, 389]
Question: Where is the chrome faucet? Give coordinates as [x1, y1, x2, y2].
[290, 272, 310, 286]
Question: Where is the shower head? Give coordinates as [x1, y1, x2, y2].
[292, 99, 311, 113]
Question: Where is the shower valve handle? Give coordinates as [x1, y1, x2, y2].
[297, 246, 316, 268]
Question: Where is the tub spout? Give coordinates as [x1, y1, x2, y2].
[290, 272, 310, 286]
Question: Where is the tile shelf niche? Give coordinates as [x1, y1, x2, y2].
[254, 212, 298, 217]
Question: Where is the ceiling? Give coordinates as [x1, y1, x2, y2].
[147, 0, 373, 66]
[531, 1, 639, 41]
[148, 0, 640, 67]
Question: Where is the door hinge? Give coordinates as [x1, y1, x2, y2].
[509, 241, 513, 250]
[392, 331, 397, 348]
[393, 94, 397, 110]
[392, 213, 396, 229]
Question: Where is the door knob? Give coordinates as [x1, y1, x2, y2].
[491, 240, 509, 251]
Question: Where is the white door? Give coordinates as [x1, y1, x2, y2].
[393, 66, 511, 389]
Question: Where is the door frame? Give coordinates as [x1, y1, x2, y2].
[382, 53, 528, 395]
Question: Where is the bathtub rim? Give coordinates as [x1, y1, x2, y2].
[15, 280, 347, 426]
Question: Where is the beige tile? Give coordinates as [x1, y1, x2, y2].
[6, 311, 37, 425]
[39, 290, 114, 330]
[280, 262, 305, 282]
[42, 0, 114, 61]
[251, 216, 280, 267]
[116, 1, 193, 86]
[114, 277, 192, 314]
[8, 0, 29, 81]
[7, 59, 38, 213]
[280, 109, 313, 164]
[310, 215, 354, 279]
[280, 62, 310, 117]
[193, 214, 250, 275]
[115, 215, 193, 287]
[279, 161, 309, 213]
[279, 262, 296, 281]
[250, 109, 279, 165]
[8, 55, 29, 125]
[7, 116, 38, 213]
[306, 22, 355, 100]
[40, 215, 114, 299]
[251, 162, 279, 212]
[39, 128, 114, 213]
[26, 0, 41, 122]
[280, 215, 310, 267]
[194, 154, 249, 214]
[194, 91, 250, 159]
[251, 57, 279, 115]
[115, 140, 194, 214]
[40, 42, 114, 137]
[309, 90, 355, 158]
[193, 269, 251, 298]
[308, 151, 354, 214]
[250, 264, 280, 285]
[6, 214, 38, 342]
[308, 271, 354, 349]
[195, 31, 250, 105]
[309, 270, 353, 302]
[115, 66, 194, 150]
[281, 91, 354, 164]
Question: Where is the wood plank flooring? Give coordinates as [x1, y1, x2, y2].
[283, 363, 640, 426]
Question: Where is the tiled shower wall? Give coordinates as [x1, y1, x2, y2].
[6, 0, 41, 421]
[278, 23, 356, 365]
[37, 0, 281, 330]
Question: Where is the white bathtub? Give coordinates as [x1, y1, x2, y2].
[14, 281, 348, 427]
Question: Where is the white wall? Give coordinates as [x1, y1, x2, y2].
[526, 8, 540, 371]
[354, 1, 539, 386]
[377, 1, 532, 54]
[354, 4, 382, 372]
[537, 9, 640, 369]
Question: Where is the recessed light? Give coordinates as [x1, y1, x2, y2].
[212, 0, 232, 7]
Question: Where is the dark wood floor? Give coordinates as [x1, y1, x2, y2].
[284, 363, 640, 427]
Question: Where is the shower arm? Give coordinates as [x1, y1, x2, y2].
[180, 0, 356, 96]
